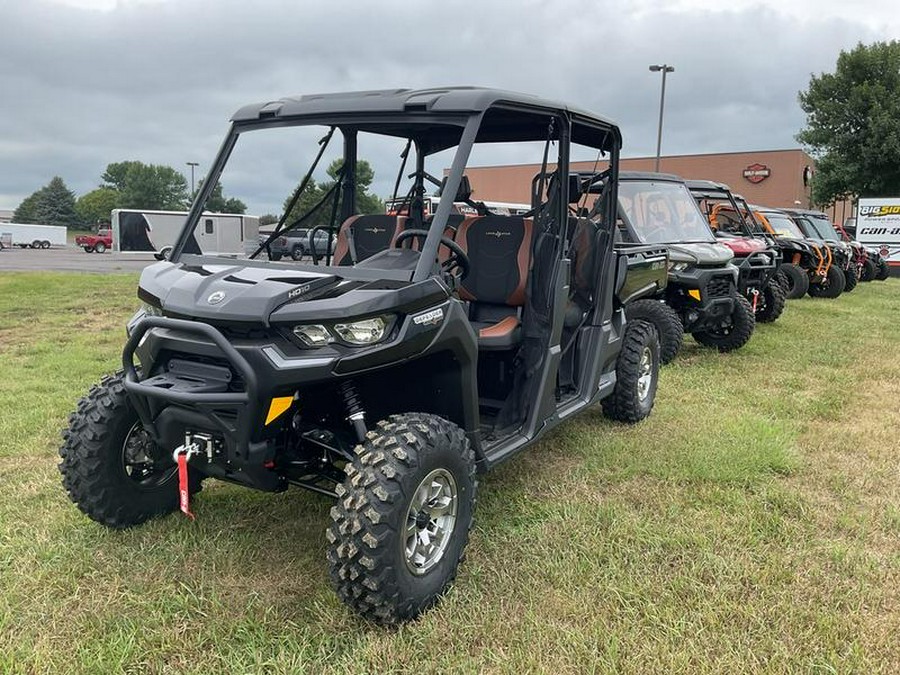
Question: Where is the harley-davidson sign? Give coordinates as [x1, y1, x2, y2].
[743, 163, 771, 184]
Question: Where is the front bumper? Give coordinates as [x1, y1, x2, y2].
[667, 266, 738, 331]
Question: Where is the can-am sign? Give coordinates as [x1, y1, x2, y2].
[742, 163, 771, 184]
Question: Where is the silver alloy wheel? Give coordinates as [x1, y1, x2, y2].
[637, 346, 653, 401]
[403, 468, 458, 575]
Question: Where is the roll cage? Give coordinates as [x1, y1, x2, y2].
[169, 88, 621, 287]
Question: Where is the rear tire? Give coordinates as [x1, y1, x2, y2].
[30, 240, 40, 249]
[41, 240, 51, 249]
[290, 244, 304, 261]
[602, 319, 660, 423]
[625, 298, 683, 364]
[842, 263, 858, 292]
[692, 293, 755, 352]
[327, 413, 476, 625]
[876, 259, 890, 281]
[755, 279, 786, 323]
[860, 258, 877, 282]
[59, 372, 200, 529]
[94, 242, 107, 254]
[808, 265, 845, 299]
[779, 263, 809, 299]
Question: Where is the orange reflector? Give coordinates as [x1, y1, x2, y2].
[688, 289, 701, 301]
[265, 396, 294, 425]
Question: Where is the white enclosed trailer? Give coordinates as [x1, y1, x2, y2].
[111, 209, 259, 256]
[855, 198, 900, 269]
[1, 223, 68, 249]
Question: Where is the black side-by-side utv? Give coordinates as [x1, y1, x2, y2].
[59, 87, 669, 624]
[782, 208, 858, 294]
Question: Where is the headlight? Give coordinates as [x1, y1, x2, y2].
[333, 316, 389, 345]
[142, 302, 162, 317]
[669, 261, 688, 272]
[293, 324, 333, 347]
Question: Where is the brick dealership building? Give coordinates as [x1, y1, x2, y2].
[461, 148, 852, 224]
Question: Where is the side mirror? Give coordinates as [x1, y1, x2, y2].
[438, 175, 473, 202]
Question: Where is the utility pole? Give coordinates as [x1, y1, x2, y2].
[186, 162, 199, 195]
[649, 64, 675, 172]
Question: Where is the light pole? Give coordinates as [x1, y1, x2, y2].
[649, 64, 675, 172]
[186, 161, 199, 195]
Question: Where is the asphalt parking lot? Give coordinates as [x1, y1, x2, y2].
[0, 246, 156, 273]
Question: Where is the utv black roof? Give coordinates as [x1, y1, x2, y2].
[618, 171, 685, 182]
[572, 170, 685, 196]
[229, 86, 620, 151]
[684, 178, 734, 193]
[780, 207, 829, 218]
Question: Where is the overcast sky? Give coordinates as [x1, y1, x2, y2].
[1, 0, 897, 213]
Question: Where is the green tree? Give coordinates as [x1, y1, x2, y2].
[259, 213, 279, 226]
[12, 192, 40, 223]
[198, 180, 247, 214]
[13, 177, 81, 227]
[76, 187, 120, 226]
[797, 40, 900, 205]
[281, 158, 383, 226]
[37, 177, 81, 227]
[101, 161, 189, 210]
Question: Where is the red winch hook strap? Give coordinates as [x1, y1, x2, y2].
[174, 447, 195, 520]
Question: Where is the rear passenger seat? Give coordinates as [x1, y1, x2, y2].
[331, 214, 407, 265]
[454, 215, 533, 350]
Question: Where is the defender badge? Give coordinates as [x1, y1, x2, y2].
[413, 307, 444, 327]
[207, 291, 226, 305]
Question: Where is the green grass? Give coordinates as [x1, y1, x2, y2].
[1, 272, 898, 674]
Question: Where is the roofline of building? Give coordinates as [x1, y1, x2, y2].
[464, 147, 813, 171]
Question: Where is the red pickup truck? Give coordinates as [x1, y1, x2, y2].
[75, 228, 112, 253]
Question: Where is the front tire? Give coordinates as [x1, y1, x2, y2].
[779, 263, 810, 299]
[327, 413, 476, 625]
[83, 246, 94, 253]
[842, 263, 858, 292]
[602, 319, 660, 423]
[290, 244, 305, 261]
[860, 258, 877, 281]
[755, 279, 786, 323]
[692, 293, 755, 352]
[59, 372, 198, 528]
[808, 265, 845, 299]
[625, 299, 683, 364]
[876, 259, 890, 281]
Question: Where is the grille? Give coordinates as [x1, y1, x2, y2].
[706, 276, 732, 298]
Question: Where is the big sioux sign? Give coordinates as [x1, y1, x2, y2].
[742, 163, 771, 184]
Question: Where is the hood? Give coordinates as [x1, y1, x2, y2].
[668, 242, 734, 266]
[139, 261, 344, 324]
[717, 236, 768, 256]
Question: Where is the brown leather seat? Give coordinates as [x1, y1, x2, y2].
[331, 215, 407, 266]
[455, 215, 533, 349]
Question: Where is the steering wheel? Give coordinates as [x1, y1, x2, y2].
[394, 229, 470, 280]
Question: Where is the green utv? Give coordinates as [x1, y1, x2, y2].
[59, 88, 669, 624]
[580, 171, 753, 364]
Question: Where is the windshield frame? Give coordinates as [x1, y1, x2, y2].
[760, 210, 807, 239]
[807, 215, 841, 242]
[168, 112, 476, 281]
[618, 179, 716, 245]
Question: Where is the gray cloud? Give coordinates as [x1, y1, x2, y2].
[0, 0, 882, 213]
